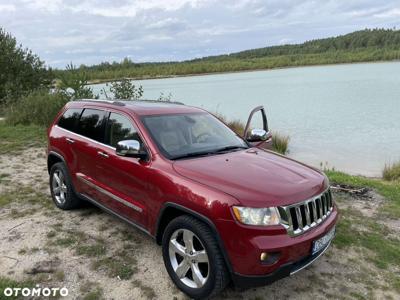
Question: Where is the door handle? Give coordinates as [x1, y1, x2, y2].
[66, 138, 75, 144]
[97, 151, 109, 158]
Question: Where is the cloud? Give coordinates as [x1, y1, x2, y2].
[0, 0, 399, 67]
[0, 4, 16, 12]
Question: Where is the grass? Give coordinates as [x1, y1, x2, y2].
[91, 250, 137, 280]
[83, 288, 104, 300]
[76, 243, 106, 257]
[0, 122, 46, 154]
[327, 170, 400, 292]
[133, 280, 156, 299]
[0, 187, 53, 210]
[326, 170, 400, 219]
[0, 277, 33, 300]
[334, 207, 400, 269]
[271, 132, 290, 155]
[383, 161, 400, 181]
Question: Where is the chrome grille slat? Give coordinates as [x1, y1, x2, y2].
[295, 206, 303, 230]
[280, 188, 334, 237]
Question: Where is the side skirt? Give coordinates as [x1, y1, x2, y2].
[79, 193, 154, 239]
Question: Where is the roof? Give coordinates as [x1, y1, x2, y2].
[70, 99, 205, 116]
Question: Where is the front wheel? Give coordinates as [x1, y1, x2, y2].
[162, 215, 229, 299]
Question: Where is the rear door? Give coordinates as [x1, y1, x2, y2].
[93, 111, 150, 227]
[72, 108, 108, 200]
[54, 108, 83, 184]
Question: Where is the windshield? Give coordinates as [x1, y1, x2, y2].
[142, 113, 248, 160]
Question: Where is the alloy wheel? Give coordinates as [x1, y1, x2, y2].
[52, 170, 67, 205]
[169, 228, 209, 289]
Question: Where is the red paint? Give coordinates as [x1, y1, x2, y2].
[48, 100, 338, 281]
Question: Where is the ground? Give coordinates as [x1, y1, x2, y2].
[0, 126, 399, 299]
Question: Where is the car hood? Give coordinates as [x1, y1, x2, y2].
[172, 149, 327, 207]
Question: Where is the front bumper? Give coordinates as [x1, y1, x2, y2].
[216, 206, 338, 277]
[231, 239, 333, 288]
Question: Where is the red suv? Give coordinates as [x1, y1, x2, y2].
[47, 100, 337, 299]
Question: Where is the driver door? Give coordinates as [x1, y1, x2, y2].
[94, 112, 150, 228]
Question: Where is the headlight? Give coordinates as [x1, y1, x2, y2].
[232, 206, 280, 226]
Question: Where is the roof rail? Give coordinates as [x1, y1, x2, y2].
[75, 99, 125, 106]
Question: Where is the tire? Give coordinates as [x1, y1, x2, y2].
[162, 215, 230, 299]
[49, 162, 81, 210]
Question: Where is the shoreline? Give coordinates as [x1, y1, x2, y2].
[87, 59, 400, 85]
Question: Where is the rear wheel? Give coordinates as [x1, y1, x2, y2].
[162, 215, 229, 299]
[50, 162, 81, 210]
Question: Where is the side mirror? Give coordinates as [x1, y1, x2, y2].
[246, 129, 268, 142]
[116, 140, 148, 159]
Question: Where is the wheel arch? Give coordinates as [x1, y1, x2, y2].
[156, 202, 233, 274]
[47, 151, 66, 174]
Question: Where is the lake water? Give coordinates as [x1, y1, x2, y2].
[91, 62, 400, 177]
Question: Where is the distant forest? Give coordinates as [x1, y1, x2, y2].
[55, 28, 400, 81]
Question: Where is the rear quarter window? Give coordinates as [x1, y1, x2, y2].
[57, 108, 82, 132]
[76, 108, 107, 142]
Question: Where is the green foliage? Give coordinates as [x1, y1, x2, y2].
[105, 78, 143, 100]
[383, 161, 400, 181]
[58, 63, 95, 100]
[55, 29, 400, 81]
[0, 28, 52, 106]
[272, 132, 290, 155]
[6, 89, 68, 127]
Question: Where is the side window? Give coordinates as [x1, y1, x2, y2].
[76, 109, 106, 142]
[57, 108, 82, 132]
[106, 113, 142, 148]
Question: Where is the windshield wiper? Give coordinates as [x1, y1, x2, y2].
[213, 145, 248, 153]
[172, 151, 217, 160]
[172, 146, 248, 160]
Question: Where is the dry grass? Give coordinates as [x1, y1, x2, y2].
[214, 113, 245, 135]
[383, 161, 400, 181]
[215, 113, 290, 154]
[272, 131, 290, 155]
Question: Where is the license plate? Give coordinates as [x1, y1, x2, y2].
[312, 226, 335, 255]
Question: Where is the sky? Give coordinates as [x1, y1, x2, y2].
[1, 0, 400, 68]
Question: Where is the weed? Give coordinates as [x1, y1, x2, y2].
[383, 161, 400, 181]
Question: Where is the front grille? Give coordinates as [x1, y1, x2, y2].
[278, 189, 334, 236]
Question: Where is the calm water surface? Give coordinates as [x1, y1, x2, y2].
[91, 62, 400, 176]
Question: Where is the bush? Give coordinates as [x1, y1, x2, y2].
[58, 63, 95, 100]
[0, 28, 52, 106]
[272, 132, 290, 155]
[105, 78, 143, 100]
[6, 90, 68, 127]
[214, 113, 245, 135]
[383, 162, 400, 181]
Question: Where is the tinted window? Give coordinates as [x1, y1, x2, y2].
[106, 113, 142, 148]
[76, 109, 106, 142]
[57, 109, 82, 132]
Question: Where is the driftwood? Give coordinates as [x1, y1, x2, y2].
[331, 184, 368, 195]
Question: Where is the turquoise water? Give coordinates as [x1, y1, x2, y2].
[91, 62, 400, 176]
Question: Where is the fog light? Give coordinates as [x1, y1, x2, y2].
[260, 252, 268, 261]
[260, 252, 280, 265]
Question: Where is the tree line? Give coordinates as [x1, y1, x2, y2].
[54, 28, 400, 81]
